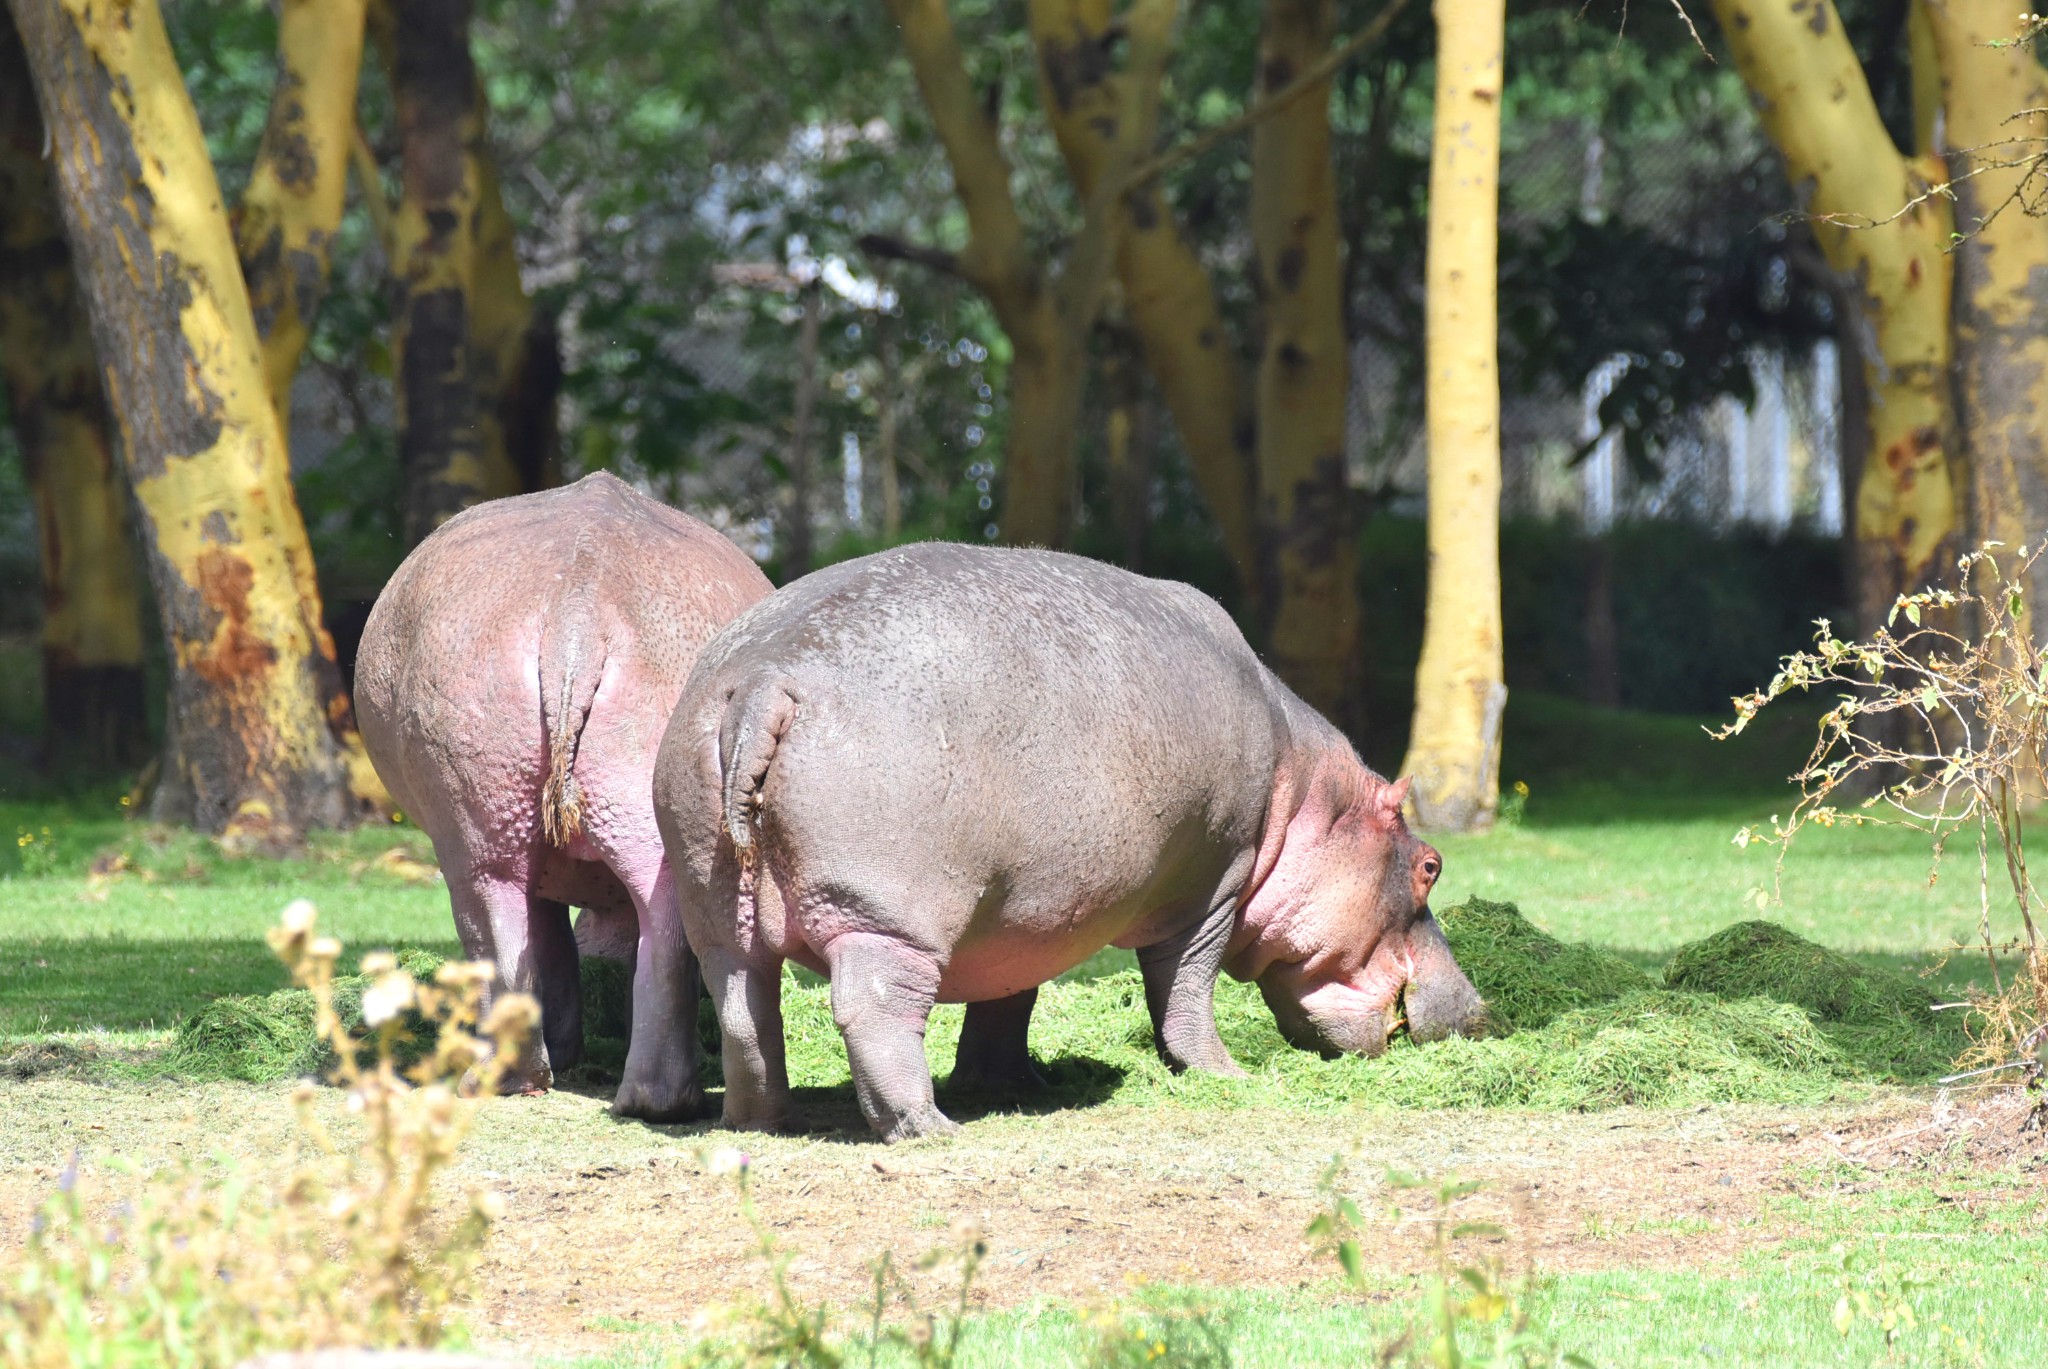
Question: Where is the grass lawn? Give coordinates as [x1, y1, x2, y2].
[1, 690, 2040, 1366]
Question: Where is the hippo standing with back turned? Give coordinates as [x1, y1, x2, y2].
[357, 472, 771, 1121]
[653, 543, 1484, 1141]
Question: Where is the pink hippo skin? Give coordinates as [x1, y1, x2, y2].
[651, 544, 1484, 1142]
[355, 473, 771, 1121]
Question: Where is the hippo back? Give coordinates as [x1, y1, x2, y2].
[666, 544, 1289, 969]
[358, 473, 771, 855]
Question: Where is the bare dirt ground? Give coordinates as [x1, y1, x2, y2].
[11, 1078, 2038, 1358]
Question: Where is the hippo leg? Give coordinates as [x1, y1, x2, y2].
[949, 989, 1047, 1093]
[1136, 901, 1246, 1076]
[612, 862, 713, 1124]
[531, 897, 584, 1073]
[701, 944, 804, 1132]
[825, 932, 960, 1142]
[448, 873, 556, 1093]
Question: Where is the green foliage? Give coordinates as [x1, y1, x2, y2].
[1664, 920, 1966, 1081]
[1436, 897, 1653, 1032]
[1356, 518, 1848, 741]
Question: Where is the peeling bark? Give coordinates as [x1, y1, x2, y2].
[1926, 0, 2048, 618]
[232, 0, 368, 422]
[1711, 0, 1961, 629]
[383, 0, 486, 546]
[8, 0, 359, 846]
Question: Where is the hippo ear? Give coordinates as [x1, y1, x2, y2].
[1375, 776, 1412, 825]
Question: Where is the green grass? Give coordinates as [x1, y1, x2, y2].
[0, 696, 2015, 1098]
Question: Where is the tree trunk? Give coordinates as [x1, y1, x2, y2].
[385, 0, 485, 546]
[878, 319, 903, 539]
[1102, 322, 1156, 569]
[1, 20, 148, 771]
[881, 0, 1173, 552]
[1925, 1, 2048, 616]
[1401, 0, 1505, 832]
[1711, 0, 1961, 631]
[786, 282, 822, 578]
[1029, 0, 1258, 591]
[471, 144, 558, 496]
[232, 0, 368, 423]
[9, 0, 359, 846]
[1251, 0, 1360, 726]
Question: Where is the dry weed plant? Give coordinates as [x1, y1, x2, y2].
[1720, 542, 2048, 1106]
[1309, 1159, 1586, 1369]
[680, 1147, 988, 1369]
[0, 900, 536, 1367]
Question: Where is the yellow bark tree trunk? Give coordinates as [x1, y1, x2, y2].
[232, 0, 368, 423]
[470, 146, 558, 496]
[1925, 1, 2048, 613]
[1402, 0, 1506, 832]
[9, 0, 361, 846]
[882, 0, 1173, 551]
[383, 0, 486, 546]
[1251, 0, 1359, 724]
[1710, 0, 1960, 628]
[1028, 0, 1259, 590]
[882, 0, 1076, 546]
[1, 17, 148, 770]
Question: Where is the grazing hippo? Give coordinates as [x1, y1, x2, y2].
[356, 472, 771, 1121]
[653, 544, 1484, 1141]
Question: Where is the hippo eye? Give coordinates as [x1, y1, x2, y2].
[1421, 856, 1441, 880]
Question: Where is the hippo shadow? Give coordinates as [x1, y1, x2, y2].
[564, 1039, 1128, 1139]
[772, 1054, 1130, 1141]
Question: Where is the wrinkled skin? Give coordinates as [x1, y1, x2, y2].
[653, 544, 1484, 1142]
[356, 473, 771, 1121]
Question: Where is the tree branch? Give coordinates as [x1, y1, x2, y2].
[856, 232, 971, 284]
[1124, 0, 1409, 192]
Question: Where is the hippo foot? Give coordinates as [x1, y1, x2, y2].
[612, 1077, 714, 1125]
[467, 1060, 554, 1098]
[878, 1105, 962, 1144]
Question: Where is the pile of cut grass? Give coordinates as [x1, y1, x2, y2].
[1663, 919, 1963, 1080]
[157, 901, 1952, 1113]
[165, 948, 447, 1082]
[1436, 896, 1653, 1031]
[761, 971, 1851, 1113]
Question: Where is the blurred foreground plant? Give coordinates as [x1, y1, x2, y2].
[681, 1145, 986, 1368]
[1720, 542, 2048, 1094]
[1310, 1160, 1586, 1369]
[0, 900, 535, 1367]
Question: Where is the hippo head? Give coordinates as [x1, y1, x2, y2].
[1235, 775, 1486, 1057]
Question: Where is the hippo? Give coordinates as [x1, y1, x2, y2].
[356, 472, 772, 1121]
[652, 543, 1484, 1141]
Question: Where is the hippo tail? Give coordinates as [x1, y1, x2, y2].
[720, 680, 798, 852]
[539, 534, 607, 846]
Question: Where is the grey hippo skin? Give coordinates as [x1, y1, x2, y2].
[652, 543, 1484, 1142]
[356, 472, 771, 1121]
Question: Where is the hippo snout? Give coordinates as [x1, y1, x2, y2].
[1402, 967, 1487, 1043]
[1256, 973, 1396, 1059]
